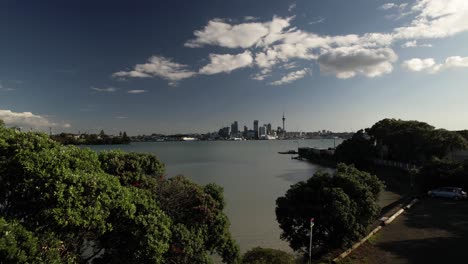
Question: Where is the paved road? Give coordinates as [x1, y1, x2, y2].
[347, 198, 468, 264]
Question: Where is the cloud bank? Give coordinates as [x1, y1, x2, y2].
[0, 109, 71, 129]
[402, 56, 468, 73]
[113, 56, 196, 86]
[113, 0, 468, 86]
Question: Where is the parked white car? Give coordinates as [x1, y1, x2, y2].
[428, 187, 467, 200]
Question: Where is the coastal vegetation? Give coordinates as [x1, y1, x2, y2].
[335, 119, 468, 167]
[0, 122, 239, 263]
[418, 158, 468, 190]
[276, 164, 384, 259]
[50, 130, 131, 145]
[241, 247, 295, 264]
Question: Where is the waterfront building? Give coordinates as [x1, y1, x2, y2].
[259, 126, 267, 137]
[254, 120, 259, 139]
[231, 121, 239, 137]
[218, 127, 230, 138]
[267, 123, 272, 135]
[246, 130, 256, 139]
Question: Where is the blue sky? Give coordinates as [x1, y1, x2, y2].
[1, 0, 468, 135]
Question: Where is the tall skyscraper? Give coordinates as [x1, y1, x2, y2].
[267, 123, 272, 135]
[253, 120, 259, 139]
[282, 113, 286, 132]
[259, 125, 267, 137]
[231, 121, 238, 137]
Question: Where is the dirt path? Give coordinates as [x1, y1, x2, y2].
[346, 198, 468, 264]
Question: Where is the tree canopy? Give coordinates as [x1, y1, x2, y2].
[334, 119, 468, 167]
[367, 118, 467, 163]
[0, 125, 239, 263]
[334, 129, 375, 168]
[276, 164, 384, 257]
[241, 247, 294, 264]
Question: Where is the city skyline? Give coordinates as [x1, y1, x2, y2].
[1, 0, 468, 135]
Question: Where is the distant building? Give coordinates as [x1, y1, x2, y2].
[259, 126, 267, 137]
[254, 120, 259, 139]
[218, 127, 230, 138]
[267, 123, 272, 135]
[231, 121, 239, 137]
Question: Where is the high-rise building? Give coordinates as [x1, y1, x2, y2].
[267, 123, 272, 135]
[259, 125, 267, 137]
[253, 120, 259, 139]
[218, 127, 230, 138]
[231, 121, 239, 137]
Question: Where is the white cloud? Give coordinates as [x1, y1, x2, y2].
[91, 86, 117, 92]
[380, 3, 397, 10]
[251, 73, 270, 81]
[318, 47, 398, 78]
[244, 16, 258, 21]
[0, 109, 70, 129]
[113, 56, 196, 86]
[127, 89, 147, 94]
[113, 0, 468, 85]
[185, 19, 270, 48]
[308, 17, 325, 25]
[115, 116, 128, 119]
[288, 3, 296, 12]
[282, 62, 298, 69]
[199, 51, 254, 75]
[402, 56, 468, 73]
[401, 40, 433, 48]
[394, 0, 468, 40]
[402, 40, 418, 48]
[270, 68, 309, 85]
[402, 58, 437, 72]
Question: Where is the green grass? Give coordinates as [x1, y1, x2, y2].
[367, 233, 381, 245]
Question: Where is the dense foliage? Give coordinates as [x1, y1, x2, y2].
[418, 158, 468, 190]
[0, 217, 65, 263]
[241, 247, 295, 264]
[0, 123, 239, 263]
[334, 129, 375, 168]
[51, 130, 130, 145]
[334, 119, 467, 167]
[367, 119, 467, 164]
[276, 164, 384, 257]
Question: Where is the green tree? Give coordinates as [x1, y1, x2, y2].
[0, 217, 68, 263]
[418, 158, 468, 190]
[98, 150, 165, 188]
[0, 126, 171, 263]
[366, 118, 467, 163]
[0, 125, 240, 263]
[242, 247, 294, 264]
[335, 129, 376, 168]
[276, 164, 384, 257]
[122, 131, 130, 144]
[158, 176, 240, 264]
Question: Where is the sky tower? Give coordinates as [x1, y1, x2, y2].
[282, 112, 286, 132]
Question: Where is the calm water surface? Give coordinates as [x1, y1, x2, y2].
[88, 139, 342, 252]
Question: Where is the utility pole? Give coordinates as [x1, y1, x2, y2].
[309, 217, 314, 264]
